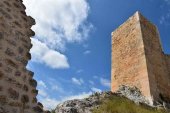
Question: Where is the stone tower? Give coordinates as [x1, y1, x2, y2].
[0, 0, 44, 113]
[111, 11, 170, 104]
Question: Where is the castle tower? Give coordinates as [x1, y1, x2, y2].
[0, 0, 44, 113]
[111, 11, 170, 104]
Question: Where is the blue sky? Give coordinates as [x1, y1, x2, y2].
[23, 0, 170, 110]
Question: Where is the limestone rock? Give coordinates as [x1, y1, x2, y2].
[55, 86, 151, 113]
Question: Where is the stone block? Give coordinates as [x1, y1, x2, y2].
[8, 88, 19, 100]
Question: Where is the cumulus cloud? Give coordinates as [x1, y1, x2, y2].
[100, 78, 110, 88]
[159, 10, 170, 25]
[38, 89, 48, 97]
[31, 38, 69, 69]
[72, 77, 84, 85]
[23, 0, 93, 50]
[159, 1, 170, 25]
[83, 50, 91, 55]
[91, 87, 102, 92]
[37, 80, 91, 110]
[52, 85, 60, 91]
[93, 76, 98, 79]
[76, 69, 83, 74]
[39, 92, 92, 110]
[164, 0, 170, 4]
[38, 80, 47, 88]
[89, 80, 94, 85]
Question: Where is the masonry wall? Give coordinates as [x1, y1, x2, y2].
[139, 14, 170, 102]
[111, 12, 152, 101]
[165, 55, 170, 74]
[0, 0, 44, 113]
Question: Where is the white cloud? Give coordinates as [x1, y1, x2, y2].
[31, 38, 69, 69]
[52, 85, 59, 91]
[164, 0, 170, 4]
[39, 92, 92, 110]
[76, 69, 83, 74]
[38, 89, 48, 97]
[23, 0, 93, 51]
[83, 50, 91, 55]
[159, 10, 170, 25]
[100, 78, 110, 88]
[91, 87, 102, 92]
[38, 80, 47, 88]
[83, 44, 89, 48]
[63, 92, 92, 101]
[89, 80, 94, 85]
[159, 1, 170, 25]
[72, 77, 84, 85]
[93, 76, 98, 79]
[39, 97, 59, 110]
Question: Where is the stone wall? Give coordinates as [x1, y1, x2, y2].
[111, 11, 170, 104]
[0, 0, 44, 113]
[139, 14, 170, 102]
[165, 55, 170, 74]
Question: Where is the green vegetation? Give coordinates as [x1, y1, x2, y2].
[50, 110, 55, 113]
[92, 95, 166, 113]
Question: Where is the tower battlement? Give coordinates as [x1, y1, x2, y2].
[111, 11, 170, 104]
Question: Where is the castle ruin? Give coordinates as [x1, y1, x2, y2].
[0, 0, 45, 113]
[111, 11, 170, 104]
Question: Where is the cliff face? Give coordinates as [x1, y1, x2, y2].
[0, 0, 44, 113]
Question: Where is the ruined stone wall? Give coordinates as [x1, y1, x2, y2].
[0, 0, 44, 113]
[111, 11, 170, 104]
[111, 12, 152, 101]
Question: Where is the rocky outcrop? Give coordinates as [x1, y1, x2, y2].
[116, 85, 150, 105]
[55, 86, 151, 113]
[55, 92, 112, 113]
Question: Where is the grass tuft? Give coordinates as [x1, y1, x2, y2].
[92, 95, 166, 113]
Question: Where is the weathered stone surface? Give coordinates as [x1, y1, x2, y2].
[29, 79, 37, 87]
[116, 85, 149, 104]
[0, 95, 7, 105]
[55, 92, 111, 113]
[21, 95, 29, 103]
[9, 101, 22, 107]
[111, 11, 170, 105]
[165, 55, 170, 75]
[8, 88, 19, 100]
[0, 107, 6, 113]
[0, 86, 3, 91]
[23, 85, 29, 92]
[33, 106, 43, 113]
[0, 71, 3, 80]
[0, 0, 44, 113]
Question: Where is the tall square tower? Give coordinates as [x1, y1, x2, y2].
[111, 11, 170, 104]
